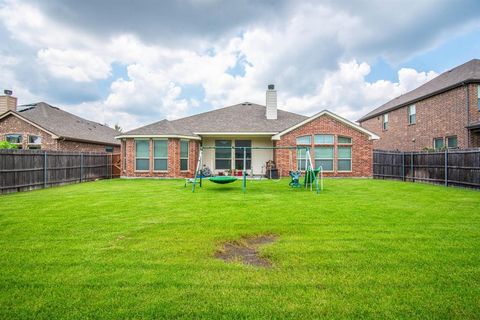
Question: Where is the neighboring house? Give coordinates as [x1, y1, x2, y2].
[358, 59, 480, 151]
[116, 85, 379, 178]
[0, 93, 120, 152]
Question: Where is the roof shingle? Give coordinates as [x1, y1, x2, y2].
[18, 102, 120, 145]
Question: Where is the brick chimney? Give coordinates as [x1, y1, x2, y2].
[0, 90, 17, 114]
[266, 84, 277, 120]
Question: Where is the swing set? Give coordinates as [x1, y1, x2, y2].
[191, 146, 323, 194]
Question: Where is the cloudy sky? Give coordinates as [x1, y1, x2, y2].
[0, 0, 479, 130]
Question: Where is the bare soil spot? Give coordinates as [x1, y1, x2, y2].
[215, 235, 277, 268]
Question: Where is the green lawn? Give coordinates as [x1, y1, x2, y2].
[1, 179, 479, 319]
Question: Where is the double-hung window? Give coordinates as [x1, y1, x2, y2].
[446, 136, 457, 149]
[477, 85, 480, 110]
[314, 135, 334, 172]
[180, 140, 189, 171]
[383, 113, 389, 130]
[154, 140, 168, 171]
[215, 140, 231, 170]
[135, 139, 150, 171]
[28, 135, 41, 149]
[434, 137, 444, 150]
[296, 135, 311, 170]
[408, 105, 416, 124]
[337, 146, 352, 171]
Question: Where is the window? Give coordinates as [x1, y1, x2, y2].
[434, 137, 444, 150]
[408, 105, 416, 124]
[6, 134, 22, 144]
[297, 148, 308, 170]
[337, 146, 352, 171]
[180, 140, 189, 171]
[446, 136, 457, 149]
[154, 140, 168, 171]
[234, 140, 251, 170]
[135, 139, 150, 171]
[28, 135, 41, 144]
[296, 135, 311, 145]
[105, 146, 114, 153]
[338, 136, 352, 144]
[383, 113, 389, 130]
[314, 134, 334, 144]
[215, 140, 231, 169]
[315, 146, 334, 171]
[477, 85, 480, 110]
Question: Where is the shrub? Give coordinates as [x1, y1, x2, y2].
[0, 141, 18, 149]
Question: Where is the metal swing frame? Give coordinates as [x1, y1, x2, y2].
[191, 145, 322, 194]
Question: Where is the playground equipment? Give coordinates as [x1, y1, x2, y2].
[191, 146, 322, 194]
[289, 170, 302, 188]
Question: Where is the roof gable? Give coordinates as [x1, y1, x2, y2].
[0, 110, 59, 138]
[272, 110, 380, 140]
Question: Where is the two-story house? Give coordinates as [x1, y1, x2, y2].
[359, 59, 480, 151]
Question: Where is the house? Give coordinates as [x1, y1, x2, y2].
[0, 92, 120, 152]
[358, 59, 480, 151]
[116, 85, 379, 178]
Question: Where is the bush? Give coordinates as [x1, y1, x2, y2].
[0, 141, 18, 149]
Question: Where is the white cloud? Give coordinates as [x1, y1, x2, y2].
[37, 48, 111, 82]
[0, 0, 476, 131]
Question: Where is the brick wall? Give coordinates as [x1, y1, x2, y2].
[56, 140, 119, 153]
[0, 114, 57, 149]
[274, 114, 373, 177]
[123, 138, 199, 178]
[360, 84, 479, 151]
[0, 113, 120, 152]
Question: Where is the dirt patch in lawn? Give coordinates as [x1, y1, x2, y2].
[215, 235, 277, 268]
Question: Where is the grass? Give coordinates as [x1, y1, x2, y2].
[0, 178, 479, 319]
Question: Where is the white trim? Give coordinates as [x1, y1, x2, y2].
[272, 110, 380, 140]
[116, 134, 201, 140]
[0, 111, 59, 139]
[194, 132, 277, 136]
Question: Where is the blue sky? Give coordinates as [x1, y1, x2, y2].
[0, 0, 479, 129]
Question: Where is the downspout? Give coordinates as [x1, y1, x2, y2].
[465, 83, 470, 148]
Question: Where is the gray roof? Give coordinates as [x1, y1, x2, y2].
[17, 102, 120, 145]
[358, 59, 480, 122]
[124, 102, 308, 137]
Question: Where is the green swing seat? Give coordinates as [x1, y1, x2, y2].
[208, 176, 238, 184]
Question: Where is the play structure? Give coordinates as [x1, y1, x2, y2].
[190, 146, 323, 194]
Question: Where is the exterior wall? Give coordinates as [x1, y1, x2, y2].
[123, 138, 199, 178]
[275, 114, 373, 177]
[201, 136, 273, 175]
[0, 113, 120, 152]
[56, 140, 120, 153]
[0, 114, 57, 149]
[360, 84, 479, 151]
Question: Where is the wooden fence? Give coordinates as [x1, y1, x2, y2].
[0, 150, 120, 194]
[373, 149, 480, 189]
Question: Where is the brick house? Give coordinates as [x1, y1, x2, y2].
[0, 93, 120, 152]
[117, 85, 379, 178]
[358, 59, 480, 151]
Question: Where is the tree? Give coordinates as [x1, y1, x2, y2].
[114, 123, 123, 132]
[0, 141, 18, 149]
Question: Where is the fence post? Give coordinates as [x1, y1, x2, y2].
[444, 149, 448, 187]
[44, 151, 48, 188]
[402, 152, 405, 181]
[80, 153, 84, 183]
[411, 152, 414, 182]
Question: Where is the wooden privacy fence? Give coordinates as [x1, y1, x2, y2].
[0, 150, 121, 194]
[373, 149, 480, 189]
